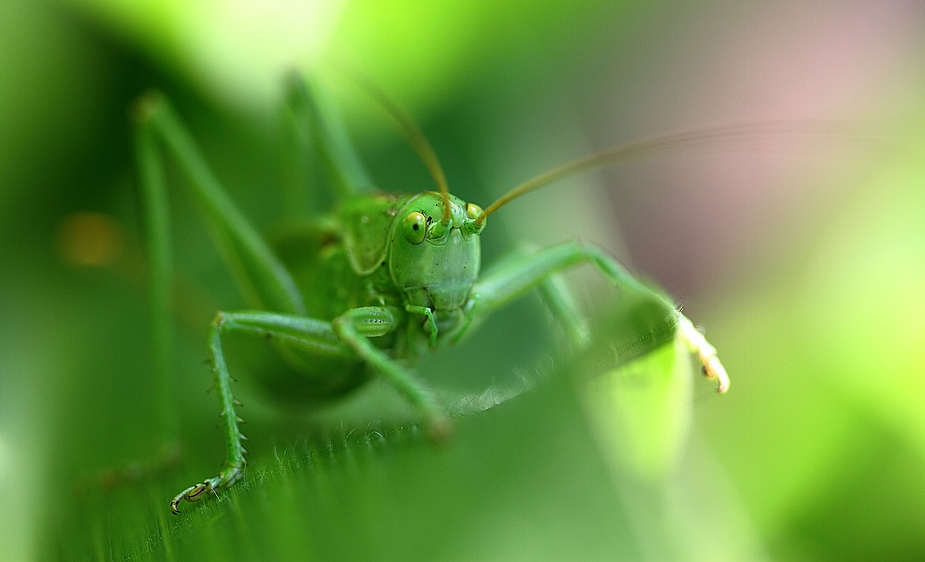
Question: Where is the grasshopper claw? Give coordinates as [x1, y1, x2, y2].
[701, 355, 730, 394]
[170, 481, 213, 514]
[169, 465, 243, 514]
[676, 314, 730, 394]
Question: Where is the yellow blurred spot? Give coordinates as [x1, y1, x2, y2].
[56, 211, 125, 267]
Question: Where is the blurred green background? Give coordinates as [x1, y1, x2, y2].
[2, 0, 924, 560]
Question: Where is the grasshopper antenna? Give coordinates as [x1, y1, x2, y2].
[475, 119, 866, 228]
[342, 71, 453, 224]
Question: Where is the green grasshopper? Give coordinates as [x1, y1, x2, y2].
[132, 74, 729, 514]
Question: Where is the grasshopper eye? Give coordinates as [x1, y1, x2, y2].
[465, 203, 482, 220]
[402, 212, 427, 244]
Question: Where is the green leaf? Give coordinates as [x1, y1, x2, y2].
[53, 374, 653, 561]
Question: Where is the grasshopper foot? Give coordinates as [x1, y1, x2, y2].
[700, 355, 730, 394]
[170, 481, 213, 514]
[676, 314, 730, 394]
[170, 464, 244, 514]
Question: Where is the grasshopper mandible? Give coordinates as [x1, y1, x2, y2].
[132, 74, 729, 514]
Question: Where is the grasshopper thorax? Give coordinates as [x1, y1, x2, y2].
[388, 192, 482, 311]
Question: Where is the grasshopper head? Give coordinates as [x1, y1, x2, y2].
[389, 192, 483, 311]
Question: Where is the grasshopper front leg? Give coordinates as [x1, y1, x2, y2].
[170, 311, 347, 514]
[463, 241, 729, 393]
[169, 307, 447, 513]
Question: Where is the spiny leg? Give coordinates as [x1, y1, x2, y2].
[170, 314, 247, 513]
[468, 241, 729, 393]
[170, 310, 359, 513]
[170, 307, 449, 513]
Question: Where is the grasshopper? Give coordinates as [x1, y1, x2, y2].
[132, 74, 729, 514]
